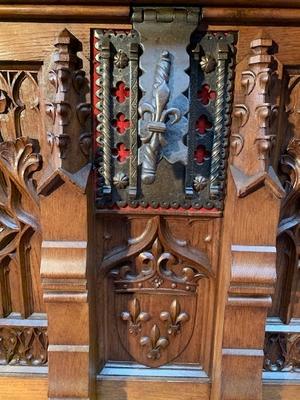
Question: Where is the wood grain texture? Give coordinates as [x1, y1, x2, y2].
[203, 8, 300, 24]
[0, 5, 129, 21]
[0, 0, 300, 8]
[0, 376, 299, 400]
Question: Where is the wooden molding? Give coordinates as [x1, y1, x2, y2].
[0, 5, 129, 21]
[203, 7, 300, 25]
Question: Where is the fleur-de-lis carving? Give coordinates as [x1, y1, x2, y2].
[140, 324, 169, 360]
[139, 51, 181, 185]
[121, 298, 150, 335]
[160, 299, 189, 336]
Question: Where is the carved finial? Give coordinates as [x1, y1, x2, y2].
[41, 29, 91, 195]
[230, 33, 284, 198]
[54, 28, 82, 70]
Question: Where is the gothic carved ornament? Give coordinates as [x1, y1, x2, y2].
[264, 332, 300, 372]
[100, 216, 213, 367]
[0, 137, 41, 318]
[0, 326, 48, 366]
[230, 34, 284, 199]
[39, 28, 91, 196]
[93, 8, 234, 211]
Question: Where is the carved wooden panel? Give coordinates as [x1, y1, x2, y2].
[0, 62, 46, 366]
[0, 326, 48, 366]
[0, 134, 42, 319]
[97, 214, 218, 372]
[269, 68, 300, 323]
[0, 64, 42, 142]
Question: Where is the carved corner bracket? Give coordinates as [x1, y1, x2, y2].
[230, 34, 284, 199]
[39, 28, 92, 196]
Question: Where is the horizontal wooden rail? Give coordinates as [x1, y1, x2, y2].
[0, 5, 129, 21]
[202, 7, 300, 25]
[1, 0, 300, 8]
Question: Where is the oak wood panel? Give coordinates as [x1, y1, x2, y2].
[0, 375, 299, 400]
[97, 380, 211, 400]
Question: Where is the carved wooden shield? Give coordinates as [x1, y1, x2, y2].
[103, 217, 212, 368]
[115, 293, 197, 367]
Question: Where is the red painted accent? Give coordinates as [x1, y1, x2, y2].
[112, 143, 130, 163]
[194, 145, 210, 164]
[197, 84, 216, 105]
[113, 113, 130, 134]
[196, 115, 212, 134]
[112, 81, 130, 103]
[97, 204, 220, 215]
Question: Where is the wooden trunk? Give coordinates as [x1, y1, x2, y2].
[0, 2, 299, 400]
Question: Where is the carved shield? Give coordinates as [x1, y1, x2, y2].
[115, 292, 197, 368]
[103, 217, 212, 368]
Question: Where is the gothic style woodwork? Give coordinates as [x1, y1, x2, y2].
[0, 137, 41, 318]
[40, 28, 91, 195]
[100, 215, 213, 368]
[38, 28, 93, 400]
[214, 33, 285, 400]
[264, 332, 300, 373]
[0, 326, 48, 366]
[2, 3, 300, 400]
[230, 34, 283, 198]
[263, 60, 300, 386]
[0, 67, 42, 142]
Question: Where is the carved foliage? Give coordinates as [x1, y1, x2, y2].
[264, 333, 300, 372]
[0, 326, 48, 366]
[0, 137, 41, 318]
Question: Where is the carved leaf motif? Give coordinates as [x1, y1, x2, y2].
[105, 216, 211, 290]
[0, 138, 41, 204]
[0, 327, 48, 365]
[231, 134, 244, 157]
